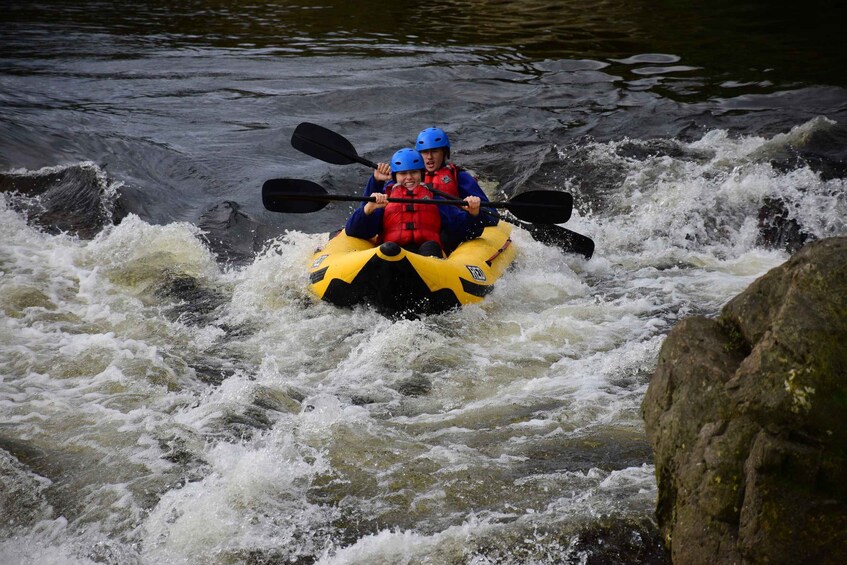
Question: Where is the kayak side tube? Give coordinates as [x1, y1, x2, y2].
[307, 222, 516, 315]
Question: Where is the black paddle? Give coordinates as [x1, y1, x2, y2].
[262, 178, 574, 224]
[291, 122, 380, 168]
[423, 185, 594, 260]
[289, 122, 595, 259]
[509, 218, 595, 259]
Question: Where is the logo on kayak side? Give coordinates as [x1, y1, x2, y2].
[466, 265, 487, 282]
[311, 254, 328, 269]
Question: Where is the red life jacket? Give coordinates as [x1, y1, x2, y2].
[381, 184, 442, 246]
[423, 163, 461, 198]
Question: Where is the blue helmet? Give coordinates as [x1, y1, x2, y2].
[415, 127, 451, 155]
[390, 148, 425, 173]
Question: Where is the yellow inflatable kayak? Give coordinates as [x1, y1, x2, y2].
[307, 222, 516, 316]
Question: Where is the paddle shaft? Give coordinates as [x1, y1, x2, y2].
[272, 191, 554, 213]
[288, 122, 594, 258]
[344, 152, 377, 170]
[290, 122, 570, 215]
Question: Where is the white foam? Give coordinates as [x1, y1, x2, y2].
[3, 119, 846, 563]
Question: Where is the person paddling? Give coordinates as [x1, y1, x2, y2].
[363, 128, 491, 204]
[345, 148, 485, 258]
[416, 127, 499, 249]
[416, 127, 491, 203]
[362, 128, 499, 251]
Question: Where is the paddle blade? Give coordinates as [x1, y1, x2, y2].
[527, 223, 594, 259]
[505, 190, 573, 224]
[291, 122, 360, 165]
[262, 178, 331, 213]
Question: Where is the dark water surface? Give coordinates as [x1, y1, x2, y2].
[3, 0, 846, 231]
[2, 1, 847, 564]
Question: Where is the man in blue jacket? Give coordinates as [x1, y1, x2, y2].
[346, 148, 485, 257]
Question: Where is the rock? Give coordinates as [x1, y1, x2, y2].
[198, 200, 270, 265]
[756, 196, 815, 254]
[642, 237, 847, 564]
[0, 164, 127, 239]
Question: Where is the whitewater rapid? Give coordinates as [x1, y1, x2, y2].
[2, 120, 845, 563]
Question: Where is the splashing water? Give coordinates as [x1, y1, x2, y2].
[2, 121, 845, 563]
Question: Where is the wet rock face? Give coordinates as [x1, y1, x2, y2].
[0, 165, 127, 239]
[198, 200, 270, 266]
[642, 237, 847, 564]
[757, 196, 815, 254]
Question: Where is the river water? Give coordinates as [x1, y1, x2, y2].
[2, 1, 846, 563]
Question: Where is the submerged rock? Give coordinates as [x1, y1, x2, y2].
[757, 196, 815, 253]
[0, 447, 53, 535]
[198, 200, 271, 265]
[0, 164, 127, 239]
[642, 237, 847, 564]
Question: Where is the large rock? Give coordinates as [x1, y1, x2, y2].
[642, 237, 847, 564]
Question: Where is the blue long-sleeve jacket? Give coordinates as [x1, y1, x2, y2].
[434, 168, 500, 227]
[362, 166, 500, 228]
